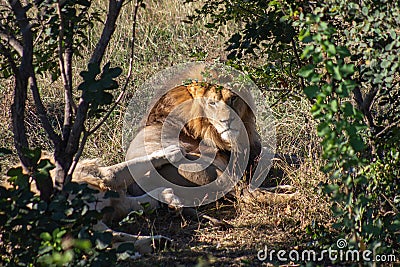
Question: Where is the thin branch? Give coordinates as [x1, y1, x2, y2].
[66, 0, 125, 159]
[353, 86, 378, 129]
[291, 38, 305, 92]
[67, 0, 141, 179]
[88, 0, 141, 136]
[29, 74, 62, 144]
[56, 0, 75, 141]
[67, 129, 89, 179]
[0, 31, 23, 56]
[89, 0, 124, 64]
[8, 0, 34, 168]
[9, 0, 61, 147]
[65, 0, 133, 185]
[376, 120, 399, 138]
[1, 40, 30, 168]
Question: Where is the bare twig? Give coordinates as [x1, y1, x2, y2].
[376, 121, 399, 138]
[291, 38, 305, 92]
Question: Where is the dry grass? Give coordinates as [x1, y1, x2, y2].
[0, 0, 332, 265]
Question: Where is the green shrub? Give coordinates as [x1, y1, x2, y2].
[0, 149, 129, 266]
[189, 0, 400, 260]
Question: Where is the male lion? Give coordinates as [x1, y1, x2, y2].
[104, 80, 262, 206]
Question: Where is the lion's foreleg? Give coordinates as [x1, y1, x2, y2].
[100, 145, 185, 191]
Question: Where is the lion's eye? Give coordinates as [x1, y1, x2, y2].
[208, 100, 216, 106]
[229, 95, 239, 106]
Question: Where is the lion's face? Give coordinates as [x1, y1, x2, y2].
[144, 81, 260, 154]
[189, 84, 248, 144]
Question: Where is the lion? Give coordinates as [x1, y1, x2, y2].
[104, 80, 262, 206]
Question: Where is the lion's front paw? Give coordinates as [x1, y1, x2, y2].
[158, 188, 183, 210]
[150, 145, 185, 168]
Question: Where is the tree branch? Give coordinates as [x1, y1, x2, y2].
[68, 0, 141, 179]
[89, 0, 124, 64]
[63, 0, 126, 187]
[9, 0, 61, 159]
[1, 40, 30, 168]
[291, 38, 305, 92]
[56, 0, 75, 142]
[353, 86, 378, 129]
[0, 31, 23, 56]
[88, 0, 140, 136]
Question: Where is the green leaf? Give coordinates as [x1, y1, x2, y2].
[330, 99, 338, 112]
[333, 65, 342, 80]
[349, 136, 364, 152]
[343, 102, 356, 116]
[340, 64, 355, 77]
[304, 85, 319, 99]
[389, 29, 397, 39]
[323, 40, 336, 57]
[301, 45, 315, 59]
[317, 122, 331, 137]
[380, 60, 391, 69]
[298, 64, 315, 78]
[80, 63, 100, 81]
[336, 46, 351, 58]
[22, 147, 41, 164]
[40, 232, 52, 241]
[362, 6, 368, 16]
[0, 148, 12, 157]
[324, 184, 339, 193]
[6, 166, 24, 177]
[74, 239, 92, 250]
[299, 29, 312, 43]
[37, 159, 55, 173]
[107, 67, 122, 78]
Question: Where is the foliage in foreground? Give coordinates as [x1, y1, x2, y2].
[0, 149, 134, 266]
[189, 0, 400, 263]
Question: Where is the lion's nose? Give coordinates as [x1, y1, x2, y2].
[220, 118, 234, 127]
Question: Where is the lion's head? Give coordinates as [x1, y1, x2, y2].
[145, 81, 261, 169]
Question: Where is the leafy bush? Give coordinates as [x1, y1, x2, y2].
[0, 149, 129, 266]
[188, 0, 400, 259]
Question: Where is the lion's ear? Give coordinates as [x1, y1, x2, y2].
[187, 83, 205, 98]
